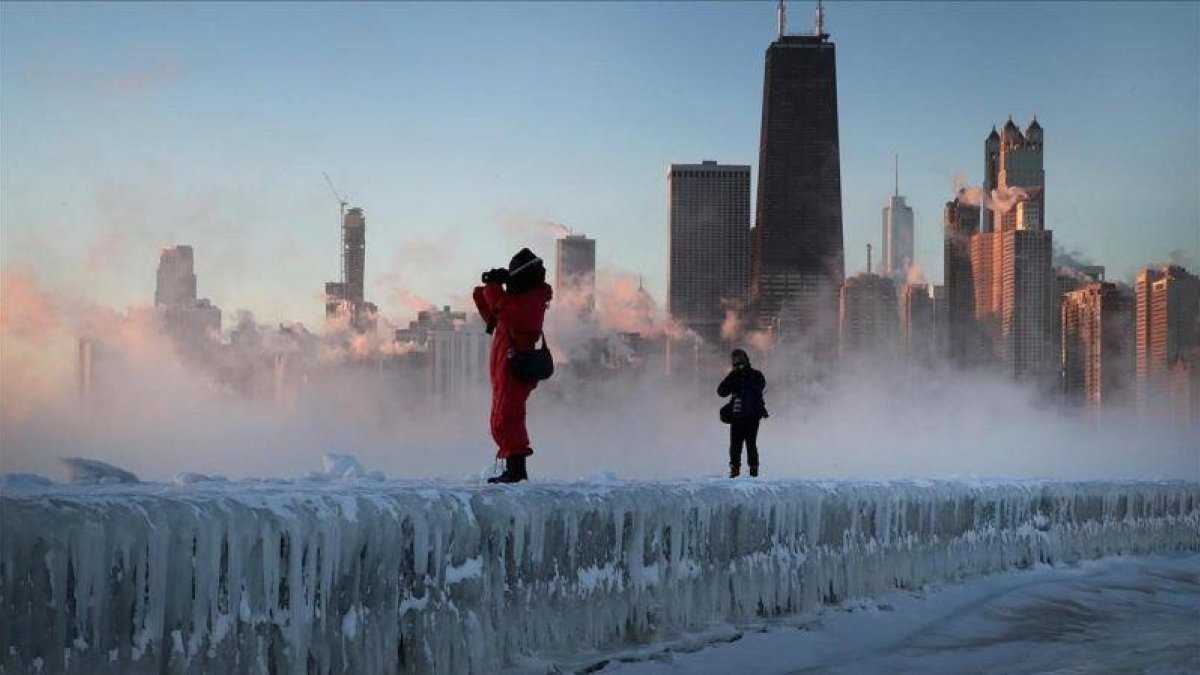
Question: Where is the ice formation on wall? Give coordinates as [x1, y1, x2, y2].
[1, 479, 1196, 674]
[60, 457, 140, 484]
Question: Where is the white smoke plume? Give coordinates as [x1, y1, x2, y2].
[954, 175, 1030, 214]
[496, 210, 571, 240]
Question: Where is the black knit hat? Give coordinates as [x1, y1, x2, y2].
[508, 248, 540, 274]
[731, 349, 750, 367]
[507, 248, 545, 293]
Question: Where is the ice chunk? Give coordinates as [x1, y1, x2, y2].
[0, 473, 54, 491]
[322, 452, 364, 478]
[59, 457, 138, 484]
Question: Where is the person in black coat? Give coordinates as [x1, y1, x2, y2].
[717, 348, 768, 478]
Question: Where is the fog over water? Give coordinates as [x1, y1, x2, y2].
[2, 266, 1196, 484]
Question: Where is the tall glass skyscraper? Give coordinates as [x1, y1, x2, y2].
[750, 4, 844, 349]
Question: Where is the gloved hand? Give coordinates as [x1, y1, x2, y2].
[481, 268, 510, 284]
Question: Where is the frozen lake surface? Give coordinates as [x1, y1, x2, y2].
[596, 553, 1200, 675]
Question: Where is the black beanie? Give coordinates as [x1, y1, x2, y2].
[508, 248, 539, 273]
[507, 248, 545, 293]
[731, 349, 750, 366]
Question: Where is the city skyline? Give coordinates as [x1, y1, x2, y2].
[2, 2, 1197, 329]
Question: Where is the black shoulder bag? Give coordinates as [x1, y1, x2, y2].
[509, 332, 555, 383]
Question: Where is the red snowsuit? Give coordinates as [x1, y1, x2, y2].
[473, 281, 552, 459]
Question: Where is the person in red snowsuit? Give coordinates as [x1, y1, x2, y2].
[472, 248, 552, 483]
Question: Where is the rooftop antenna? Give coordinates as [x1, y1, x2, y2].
[815, 0, 825, 37]
[867, 243, 873, 275]
[894, 153, 899, 197]
[777, 0, 787, 38]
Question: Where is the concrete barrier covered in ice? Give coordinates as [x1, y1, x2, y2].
[1, 479, 1197, 674]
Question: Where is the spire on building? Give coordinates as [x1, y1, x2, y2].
[777, 0, 787, 38]
[894, 153, 899, 197]
[867, 243, 873, 275]
[815, 0, 826, 38]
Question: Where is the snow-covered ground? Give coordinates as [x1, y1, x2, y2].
[1, 477, 1197, 674]
[583, 553, 1200, 675]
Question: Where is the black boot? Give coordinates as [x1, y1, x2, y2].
[749, 465, 759, 478]
[487, 455, 529, 484]
[729, 465, 740, 478]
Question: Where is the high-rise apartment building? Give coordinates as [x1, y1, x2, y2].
[325, 207, 377, 331]
[1135, 266, 1200, 417]
[155, 245, 221, 350]
[943, 199, 982, 365]
[839, 272, 897, 354]
[556, 233, 597, 317]
[968, 229, 1054, 378]
[1061, 283, 1133, 407]
[750, 4, 844, 349]
[882, 158, 915, 286]
[1051, 266, 1106, 375]
[668, 161, 751, 343]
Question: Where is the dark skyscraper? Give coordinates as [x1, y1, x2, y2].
[556, 233, 597, 318]
[668, 161, 751, 343]
[751, 2, 844, 348]
[943, 199, 981, 365]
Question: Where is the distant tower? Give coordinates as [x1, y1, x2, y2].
[1134, 265, 1200, 418]
[751, 0, 844, 352]
[1061, 283, 1134, 408]
[325, 207, 376, 331]
[901, 283, 935, 363]
[969, 226, 1054, 379]
[882, 155, 915, 286]
[839, 271, 898, 354]
[556, 233, 597, 317]
[969, 119, 1054, 381]
[343, 208, 366, 304]
[668, 161, 751, 343]
[77, 337, 97, 413]
[155, 245, 221, 352]
[943, 198, 981, 365]
[155, 245, 197, 308]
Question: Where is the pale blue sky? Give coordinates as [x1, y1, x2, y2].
[2, 1, 1197, 327]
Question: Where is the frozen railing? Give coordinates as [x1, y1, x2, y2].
[1, 479, 1197, 674]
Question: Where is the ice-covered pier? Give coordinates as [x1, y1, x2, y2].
[1, 479, 1197, 674]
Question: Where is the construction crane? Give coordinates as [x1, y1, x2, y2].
[323, 172, 349, 286]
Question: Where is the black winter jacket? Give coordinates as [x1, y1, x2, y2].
[718, 367, 767, 421]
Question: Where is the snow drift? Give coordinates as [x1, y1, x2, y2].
[1, 479, 1197, 674]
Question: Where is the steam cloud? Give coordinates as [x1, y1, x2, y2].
[2, 260, 1196, 485]
[954, 175, 1030, 214]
